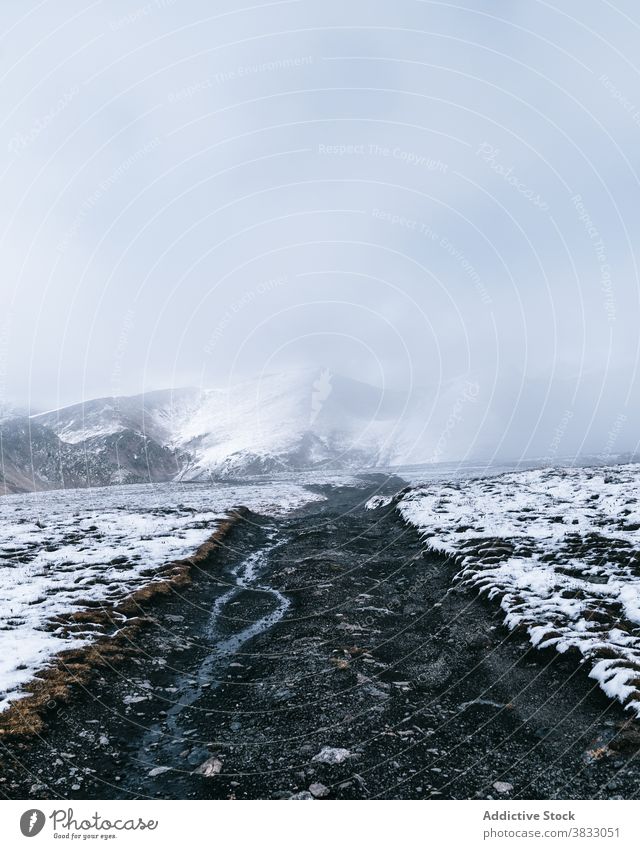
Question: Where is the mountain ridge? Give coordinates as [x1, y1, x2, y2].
[2, 371, 440, 494]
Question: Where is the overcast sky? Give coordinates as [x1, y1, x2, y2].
[1, 0, 640, 461]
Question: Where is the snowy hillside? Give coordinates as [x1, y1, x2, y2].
[171, 370, 427, 478]
[34, 386, 203, 446]
[23, 370, 466, 487]
[0, 416, 182, 495]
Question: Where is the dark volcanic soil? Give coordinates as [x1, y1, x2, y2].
[2, 476, 640, 800]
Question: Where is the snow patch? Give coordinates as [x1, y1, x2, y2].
[398, 464, 640, 717]
[0, 480, 323, 712]
[364, 494, 394, 510]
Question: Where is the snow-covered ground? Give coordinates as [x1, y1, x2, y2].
[0, 480, 324, 712]
[399, 464, 640, 716]
[390, 457, 567, 486]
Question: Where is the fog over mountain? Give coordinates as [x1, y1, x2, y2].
[0, 368, 637, 494]
[8, 370, 441, 491]
[2, 1, 640, 466]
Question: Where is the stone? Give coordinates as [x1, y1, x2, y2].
[193, 756, 223, 777]
[187, 748, 211, 766]
[309, 782, 330, 798]
[148, 766, 171, 777]
[312, 746, 352, 765]
[492, 781, 513, 794]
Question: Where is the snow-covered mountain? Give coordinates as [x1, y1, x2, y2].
[0, 417, 182, 495]
[167, 371, 432, 478]
[0, 369, 488, 493]
[29, 371, 436, 483]
[4, 367, 639, 496]
[34, 386, 202, 446]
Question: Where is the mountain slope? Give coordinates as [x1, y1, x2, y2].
[2, 370, 490, 493]
[7, 368, 640, 496]
[34, 387, 203, 446]
[172, 371, 412, 478]
[0, 417, 182, 495]
[26, 371, 443, 484]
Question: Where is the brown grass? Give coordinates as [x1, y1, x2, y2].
[0, 509, 246, 739]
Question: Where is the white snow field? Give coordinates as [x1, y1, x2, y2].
[399, 464, 640, 716]
[0, 480, 324, 711]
